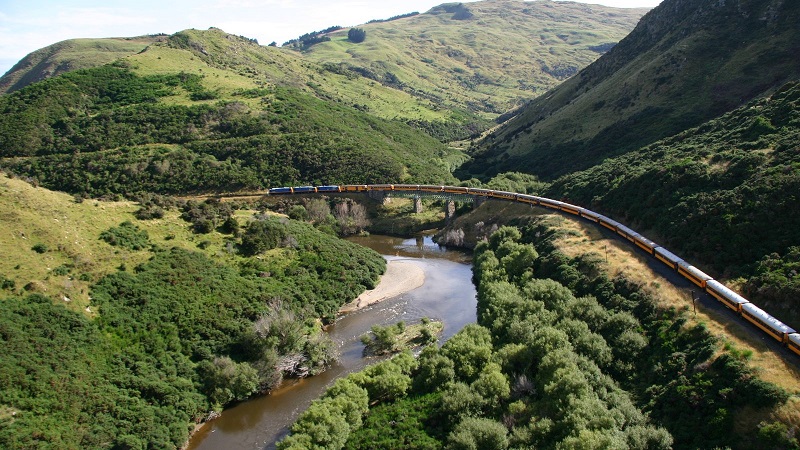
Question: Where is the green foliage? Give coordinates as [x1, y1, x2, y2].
[0, 295, 205, 448]
[345, 394, 442, 450]
[440, 324, 493, 383]
[240, 218, 288, 255]
[30, 243, 48, 253]
[548, 82, 800, 328]
[349, 352, 417, 403]
[516, 221, 791, 448]
[280, 354, 416, 449]
[447, 417, 508, 450]
[99, 220, 150, 250]
[348, 28, 367, 44]
[362, 322, 403, 355]
[199, 356, 260, 405]
[0, 66, 457, 196]
[0, 216, 385, 448]
[237, 216, 386, 322]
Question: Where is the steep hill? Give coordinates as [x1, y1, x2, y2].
[462, 0, 800, 179]
[0, 36, 166, 94]
[548, 80, 800, 327]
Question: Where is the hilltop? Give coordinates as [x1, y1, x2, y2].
[300, 0, 647, 124]
[462, 0, 800, 179]
[0, 1, 646, 142]
[0, 35, 166, 94]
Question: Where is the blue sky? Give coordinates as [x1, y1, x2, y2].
[0, 0, 662, 76]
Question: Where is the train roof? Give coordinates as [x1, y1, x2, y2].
[676, 260, 713, 281]
[628, 231, 659, 248]
[705, 280, 749, 305]
[790, 333, 800, 346]
[654, 246, 684, 265]
[596, 214, 622, 228]
[615, 224, 636, 236]
[743, 302, 796, 334]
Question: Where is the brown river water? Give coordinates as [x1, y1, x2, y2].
[187, 234, 477, 450]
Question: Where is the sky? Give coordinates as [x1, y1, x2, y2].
[0, 0, 663, 76]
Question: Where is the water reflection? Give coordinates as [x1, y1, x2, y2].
[188, 234, 476, 450]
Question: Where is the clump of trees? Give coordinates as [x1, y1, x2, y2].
[348, 28, 366, 43]
[361, 319, 440, 355]
[277, 197, 370, 237]
[280, 222, 795, 449]
[99, 221, 150, 250]
[0, 210, 386, 448]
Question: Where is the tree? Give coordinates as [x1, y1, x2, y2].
[441, 324, 493, 383]
[348, 28, 367, 43]
[240, 218, 287, 255]
[447, 417, 509, 450]
[306, 198, 331, 224]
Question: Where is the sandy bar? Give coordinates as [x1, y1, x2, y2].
[339, 260, 425, 314]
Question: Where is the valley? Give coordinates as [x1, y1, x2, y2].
[1, 0, 800, 448]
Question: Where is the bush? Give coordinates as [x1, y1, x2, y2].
[348, 28, 366, 43]
[240, 218, 288, 255]
[31, 243, 48, 253]
[99, 221, 150, 250]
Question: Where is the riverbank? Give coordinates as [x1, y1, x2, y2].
[339, 259, 425, 314]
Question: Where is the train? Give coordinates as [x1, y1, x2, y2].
[268, 184, 800, 357]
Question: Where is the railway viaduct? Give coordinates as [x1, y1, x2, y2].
[267, 183, 800, 361]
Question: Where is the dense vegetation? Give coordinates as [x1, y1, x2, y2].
[282, 223, 795, 449]
[548, 81, 800, 328]
[0, 210, 385, 448]
[0, 64, 458, 196]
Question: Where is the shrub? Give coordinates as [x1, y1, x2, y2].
[348, 28, 366, 43]
[240, 218, 288, 255]
[99, 221, 150, 250]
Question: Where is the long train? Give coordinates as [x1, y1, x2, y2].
[269, 184, 800, 357]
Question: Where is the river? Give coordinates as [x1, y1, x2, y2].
[187, 234, 477, 450]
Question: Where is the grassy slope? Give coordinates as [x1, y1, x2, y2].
[1, 2, 645, 130]
[0, 36, 165, 94]
[463, 0, 800, 179]
[0, 58, 460, 193]
[134, 28, 451, 123]
[0, 172, 256, 312]
[303, 0, 647, 120]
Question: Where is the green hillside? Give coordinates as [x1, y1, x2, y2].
[301, 0, 647, 123]
[0, 2, 645, 143]
[0, 36, 166, 94]
[462, 0, 800, 179]
[0, 173, 386, 448]
[548, 80, 800, 328]
[0, 61, 460, 196]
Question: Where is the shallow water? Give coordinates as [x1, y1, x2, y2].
[187, 234, 477, 450]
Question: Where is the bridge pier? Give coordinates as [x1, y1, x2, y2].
[445, 200, 456, 223]
[414, 196, 423, 213]
[368, 190, 386, 203]
[473, 195, 486, 209]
